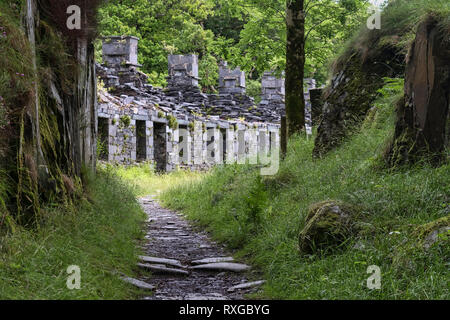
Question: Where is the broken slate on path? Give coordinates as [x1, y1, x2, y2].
[191, 257, 234, 265]
[139, 255, 185, 268]
[228, 280, 266, 293]
[121, 276, 155, 291]
[138, 263, 189, 276]
[138, 197, 262, 300]
[191, 263, 251, 273]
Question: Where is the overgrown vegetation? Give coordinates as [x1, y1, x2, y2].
[0, 168, 146, 299]
[331, 0, 450, 73]
[97, 0, 369, 92]
[0, 0, 38, 228]
[159, 80, 449, 299]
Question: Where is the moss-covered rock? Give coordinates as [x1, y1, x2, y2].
[298, 200, 363, 254]
[414, 216, 450, 249]
[313, 46, 404, 158]
[392, 215, 450, 271]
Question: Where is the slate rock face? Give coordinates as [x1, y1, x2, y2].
[385, 17, 450, 166]
[299, 200, 362, 254]
[313, 33, 405, 158]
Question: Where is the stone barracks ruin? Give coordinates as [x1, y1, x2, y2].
[96, 36, 321, 172]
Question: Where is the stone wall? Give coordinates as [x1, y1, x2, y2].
[96, 36, 318, 171]
[97, 88, 280, 172]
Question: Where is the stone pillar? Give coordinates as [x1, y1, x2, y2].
[304, 78, 316, 134]
[130, 119, 137, 163]
[237, 127, 246, 164]
[178, 125, 192, 165]
[168, 126, 179, 169]
[110, 115, 119, 162]
[146, 120, 154, 162]
[100, 36, 147, 87]
[166, 126, 175, 171]
[219, 61, 246, 95]
[260, 72, 285, 105]
[259, 71, 286, 121]
[168, 54, 199, 88]
[206, 126, 221, 165]
[193, 121, 203, 165]
[258, 127, 270, 160]
[248, 128, 258, 164]
[226, 128, 236, 164]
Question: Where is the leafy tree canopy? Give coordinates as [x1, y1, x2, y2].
[98, 0, 370, 90]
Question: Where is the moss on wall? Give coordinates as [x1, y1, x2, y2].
[0, 0, 97, 229]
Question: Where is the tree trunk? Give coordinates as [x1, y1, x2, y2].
[285, 0, 305, 136]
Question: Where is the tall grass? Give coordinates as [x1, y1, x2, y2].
[110, 163, 205, 198]
[0, 168, 146, 299]
[160, 80, 449, 299]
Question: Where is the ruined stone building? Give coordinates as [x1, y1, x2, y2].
[96, 36, 320, 172]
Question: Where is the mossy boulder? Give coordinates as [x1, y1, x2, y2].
[392, 216, 450, 271]
[299, 200, 364, 254]
[414, 216, 450, 250]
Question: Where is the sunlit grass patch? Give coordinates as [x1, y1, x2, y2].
[108, 163, 206, 198]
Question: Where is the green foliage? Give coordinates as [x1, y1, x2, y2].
[246, 79, 262, 104]
[167, 115, 178, 130]
[199, 54, 219, 92]
[98, 0, 369, 87]
[377, 78, 404, 98]
[0, 168, 146, 299]
[96, 137, 107, 159]
[119, 115, 131, 128]
[0, 0, 35, 115]
[158, 86, 449, 299]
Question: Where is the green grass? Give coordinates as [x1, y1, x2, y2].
[0, 167, 147, 299]
[110, 163, 204, 198]
[158, 81, 449, 299]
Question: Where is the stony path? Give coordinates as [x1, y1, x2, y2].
[134, 196, 264, 300]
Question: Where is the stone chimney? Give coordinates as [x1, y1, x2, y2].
[167, 54, 199, 88]
[102, 36, 140, 68]
[218, 61, 246, 95]
[260, 71, 285, 105]
[99, 36, 147, 88]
